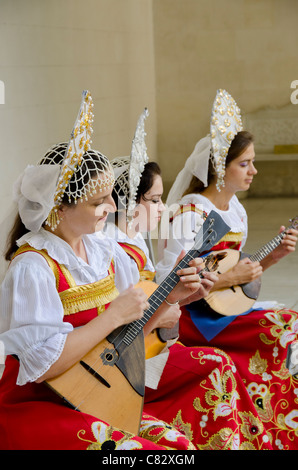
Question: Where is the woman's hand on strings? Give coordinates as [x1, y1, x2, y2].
[213, 257, 262, 290]
[165, 250, 207, 304]
[270, 226, 298, 262]
[145, 303, 182, 334]
[107, 286, 149, 329]
[179, 271, 219, 306]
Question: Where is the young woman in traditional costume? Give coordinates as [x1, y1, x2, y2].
[156, 89, 298, 450]
[0, 91, 209, 451]
[104, 108, 273, 450]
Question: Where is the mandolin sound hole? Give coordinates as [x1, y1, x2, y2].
[101, 348, 118, 366]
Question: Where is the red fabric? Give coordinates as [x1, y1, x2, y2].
[144, 342, 272, 450]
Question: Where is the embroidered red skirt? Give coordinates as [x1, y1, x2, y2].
[179, 305, 298, 450]
[144, 342, 272, 450]
[0, 356, 196, 450]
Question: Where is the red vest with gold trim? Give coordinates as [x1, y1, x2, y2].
[12, 244, 119, 328]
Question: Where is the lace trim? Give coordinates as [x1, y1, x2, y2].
[17, 334, 67, 385]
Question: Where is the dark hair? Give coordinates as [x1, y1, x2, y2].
[183, 130, 254, 197]
[112, 161, 161, 223]
[5, 143, 111, 261]
[136, 161, 161, 203]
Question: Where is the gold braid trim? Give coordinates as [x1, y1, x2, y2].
[217, 232, 243, 243]
[139, 270, 156, 281]
[118, 242, 147, 271]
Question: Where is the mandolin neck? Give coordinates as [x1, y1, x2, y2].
[122, 249, 199, 346]
[122, 209, 231, 346]
[249, 226, 290, 263]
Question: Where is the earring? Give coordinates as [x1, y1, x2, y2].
[45, 207, 61, 231]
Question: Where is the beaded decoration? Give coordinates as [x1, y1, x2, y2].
[44, 90, 114, 230]
[111, 107, 149, 224]
[210, 89, 243, 191]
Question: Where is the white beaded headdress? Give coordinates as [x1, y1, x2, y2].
[210, 88, 243, 190]
[13, 90, 114, 232]
[111, 107, 149, 224]
[166, 89, 243, 207]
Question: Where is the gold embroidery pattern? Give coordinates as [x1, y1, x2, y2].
[188, 348, 269, 449]
[245, 309, 298, 449]
[78, 421, 142, 450]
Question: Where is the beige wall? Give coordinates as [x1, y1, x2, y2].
[152, 0, 298, 194]
[0, 0, 156, 213]
[0, 0, 156, 276]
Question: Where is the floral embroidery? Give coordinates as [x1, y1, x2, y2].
[249, 350, 268, 376]
[197, 427, 239, 450]
[247, 314, 298, 447]
[139, 416, 193, 448]
[78, 421, 143, 450]
[193, 367, 240, 420]
[247, 382, 274, 423]
[261, 310, 298, 349]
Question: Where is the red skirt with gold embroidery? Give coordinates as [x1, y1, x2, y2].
[178, 306, 298, 450]
[144, 342, 272, 450]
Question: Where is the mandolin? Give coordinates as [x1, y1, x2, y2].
[46, 211, 230, 434]
[144, 251, 227, 359]
[200, 215, 298, 316]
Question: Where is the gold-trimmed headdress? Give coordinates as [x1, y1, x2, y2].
[13, 90, 114, 233]
[44, 91, 114, 230]
[166, 89, 243, 207]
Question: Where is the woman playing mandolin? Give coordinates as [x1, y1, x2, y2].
[156, 89, 298, 450]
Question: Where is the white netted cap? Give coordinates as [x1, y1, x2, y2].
[110, 156, 130, 209]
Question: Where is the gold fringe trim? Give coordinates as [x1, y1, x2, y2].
[59, 275, 119, 315]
